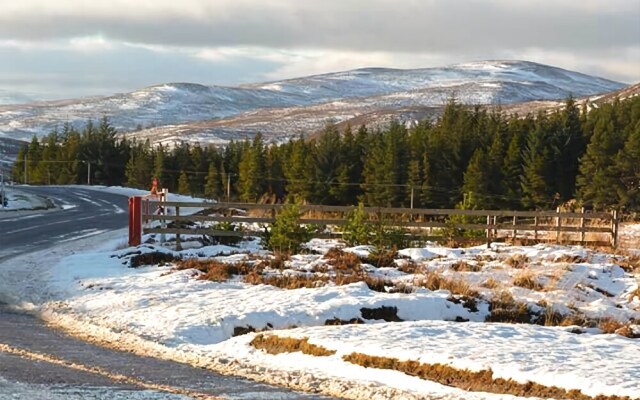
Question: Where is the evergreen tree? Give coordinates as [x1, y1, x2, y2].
[178, 170, 190, 195]
[462, 149, 492, 209]
[204, 162, 223, 200]
[154, 144, 166, 188]
[12, 146, 27, 183]
[576, 105, 626, 209]
[615, 123, 640, 209]
[238, 134, 266, 202]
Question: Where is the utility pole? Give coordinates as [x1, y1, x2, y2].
[1, 170, 5, 209]
[226, 174, 231, 202]
[87, 162, 91, 185]
[410, 186, 414, 209]
[24, 153, 27, 184]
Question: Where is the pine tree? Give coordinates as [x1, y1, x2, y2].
[502, 131, 524, 209]
[462, 149, 492, 209]
[12, 146, 27, 183]
[154, 144, 166, 188]
[178, 171, 190, 195]
[204, 162, 223, 200]
[576, 105, 626, 209]
[284, 138, 314, 203]
[614, 124, 640, 209]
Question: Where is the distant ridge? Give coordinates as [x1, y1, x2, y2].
[0, 60, 627, 150]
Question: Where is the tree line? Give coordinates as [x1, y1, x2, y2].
[11, 95, 640, 211]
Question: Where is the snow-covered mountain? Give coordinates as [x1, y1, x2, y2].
[0, 60, 626, 149]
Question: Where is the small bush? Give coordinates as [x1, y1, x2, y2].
[366, 248, 398, 269]
[268, 204, 312, 254]
[343, 203, 370, 246]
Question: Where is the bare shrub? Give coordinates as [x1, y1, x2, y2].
[250, 334, 336, 357]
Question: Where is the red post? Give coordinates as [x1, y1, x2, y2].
[128, 196, 142, 247]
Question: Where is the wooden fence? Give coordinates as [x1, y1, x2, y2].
[142, 201, 620, 248]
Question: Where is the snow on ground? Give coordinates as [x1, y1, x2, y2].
[25, 232, 640, 398]
[213, 320, 640, 399]
[0, 187, 54, 211]
[1, 217, 639, 399]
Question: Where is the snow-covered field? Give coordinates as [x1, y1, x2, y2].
[2, 217, 638, 399]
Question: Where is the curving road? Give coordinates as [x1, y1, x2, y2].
[0, 186, 329, 400]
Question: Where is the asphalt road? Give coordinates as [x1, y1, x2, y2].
[0, 186, 330, 400]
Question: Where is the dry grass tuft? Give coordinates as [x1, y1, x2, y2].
[554, 254, 587, 264]
[324, 248, 362, 272]
[325, 317, 364, 325]
[513, 270, 543, 291]
[482, 278, 500, 289]
[342, 352, 630, 400]
[397, 260, 420, 274]
[450, 260, 482, 272]
[486, 291, 532, 324]
[366, 248, 398, 269]
[250, 334, 336, 357]
[245, 273, 329, 289]
[504, 254, 530, 269]
[618, 255, 640, 273]
[414, 271, 479, 298]
[176, 259, 257, 282]
[269, 251, 289, 270]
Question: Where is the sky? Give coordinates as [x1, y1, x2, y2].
[1, 0, 639, 101]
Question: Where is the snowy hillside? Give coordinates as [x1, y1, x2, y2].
[0, 60, 624, 146]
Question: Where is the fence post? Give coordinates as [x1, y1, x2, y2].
[512, 215, 517, 240]
[555, 207, 561, 244]
[534, 216, 538, 241]
[611, 210, 619, 248]
[175, 206, 182, 251]
[128, 196, 142, 247]
[580, 207, 586, 245]
[486, 215, 492, 248]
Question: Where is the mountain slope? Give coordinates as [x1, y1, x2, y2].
[0, 60, 626, 148]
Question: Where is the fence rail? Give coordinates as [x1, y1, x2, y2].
[141, 200, 620, 249]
